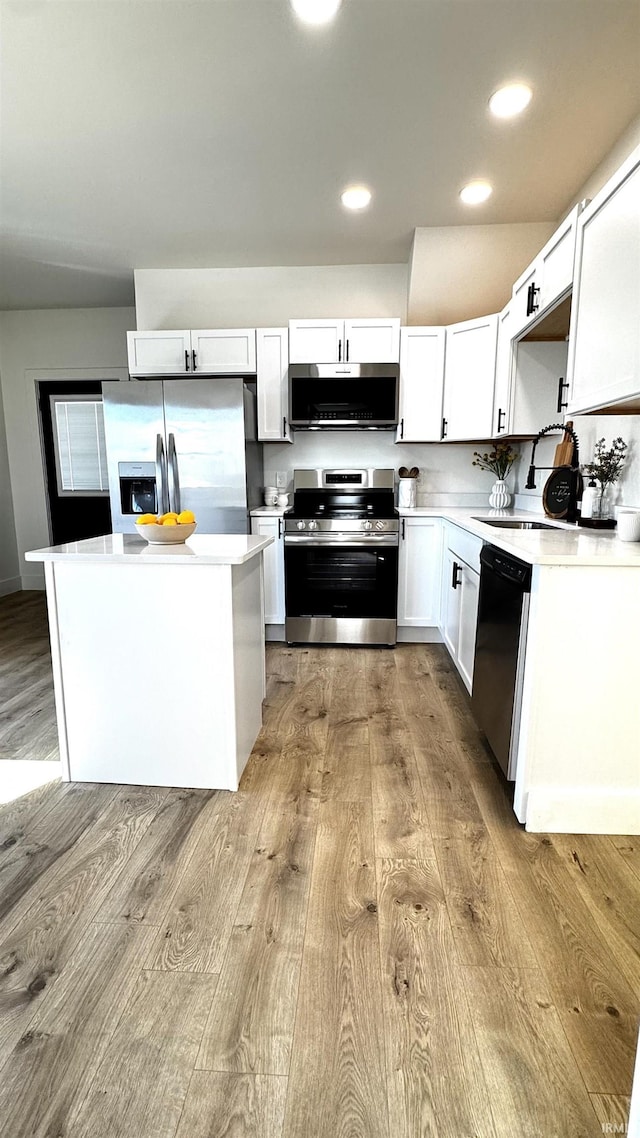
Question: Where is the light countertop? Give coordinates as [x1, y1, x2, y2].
[25, 533, 273, 566]
[250, 506, 287, 517]
[398, 507, 640, 567]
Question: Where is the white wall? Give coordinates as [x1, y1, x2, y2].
[0, 307, 133, 588]
[134, 265, 408, 330]
[0, 378, 19, 595]
[407, 222, 555, 326]
[561, 111, 640, 216]
[264, 432, 494, 506]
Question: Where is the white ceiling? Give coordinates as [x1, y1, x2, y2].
[1, 0, 639, 310]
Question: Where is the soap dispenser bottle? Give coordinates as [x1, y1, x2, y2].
[580, 477, 597, 521]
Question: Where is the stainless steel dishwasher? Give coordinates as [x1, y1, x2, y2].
[471, 545, 532, 779]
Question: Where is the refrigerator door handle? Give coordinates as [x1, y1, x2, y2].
[167, 433, 181, 515]
[156, 434, 168, 515]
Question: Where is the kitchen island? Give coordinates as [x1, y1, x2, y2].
[26, 533, 273, 790]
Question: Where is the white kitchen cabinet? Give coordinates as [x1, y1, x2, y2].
[441, 314, 499, 441]
[127, 329, 256, 376]
[127, 330, 192, 376]
[567, 144, 640, 414]
[288, 318, 400, 364]
[397, 517, 442, 627]
[396, 326, 446, 442]
[257, 328, 291, 442]
[492, 302, 514, 437]
[251, 516, 285, 629]
[511, 204, 582, 338]
[493, 300, 569, 439]
[440, 525, 481, 694]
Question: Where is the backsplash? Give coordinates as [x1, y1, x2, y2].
[264, 432, 502, 507]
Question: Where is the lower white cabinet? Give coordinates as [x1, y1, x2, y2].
[440, 526, 481, 693]
[257, 329, 291, 442]
[397, 517, 442, 626]
[251, 517, 285, 628]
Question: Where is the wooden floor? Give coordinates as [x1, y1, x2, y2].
[0, 605, 638, 1136]
[0, 592, 58, 761]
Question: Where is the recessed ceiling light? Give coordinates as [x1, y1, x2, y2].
[290, 0, 342, 25]
[489, 83, 532, 119]
[341, 185, 372, 210]
[459, 180, 493, 206]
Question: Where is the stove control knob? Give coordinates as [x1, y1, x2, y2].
[363, 520, 373, 531]
[308, 520, 318, 530]
[375, 520, 386, 531]
[296, 520, 306, 530]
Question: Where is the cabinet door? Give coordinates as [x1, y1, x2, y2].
[257, 329, 291, 442]
[397, 327, 445, 442]
[492, 303, 514, 437]
[538, 204, 580, 313]
[191, 329, 257, 374]
[567, 147, 640, 414]
[441, 545, 462, 657]
[251, 517, 285, 625]
[127, 331, 191, 377]
[344, 318, 400, 363]
[457, 565, 480, 694]
[442, 315, 498, 441]
[510, 260, 539, 338]
[397, 518, 442, 626]
[288, 320, 343, 364]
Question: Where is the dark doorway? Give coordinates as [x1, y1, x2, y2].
[37, 380, 112, 544]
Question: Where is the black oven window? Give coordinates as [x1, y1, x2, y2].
[285, 546, 398, 620]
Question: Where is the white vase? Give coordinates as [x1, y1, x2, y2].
[489, 479, 511, 509]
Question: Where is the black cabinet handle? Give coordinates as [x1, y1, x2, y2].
[442, 417, 448, 439]
[185, 350, 190, 372]
[192, 349, 197, 371]
[399, 417, 404, 439]
[278, 518, 282, 539]
[338, 339, 342, 362]
[556, 377, 570, 414]
[401, 518, 406, 540]
[346, 339, 349, 362]
[497, 407, 506, 432]
[451, 560, 462, 589]
[526, 282, 540, 317]
[283, 416, 287, 437]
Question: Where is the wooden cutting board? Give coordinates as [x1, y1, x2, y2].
[553, 421, 575, 467]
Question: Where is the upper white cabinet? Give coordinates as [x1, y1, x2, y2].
[396, 326, 446, 443]
[127, 329, 256, 376]
[492, 302, 514, 437]
[567, 145, 640, 415]
[127, 330, 192, 376]
[397, 516, 442, 627]
[257, 328, 291, 442]
[510, 204, 583, 338]
[441, 314, 499, 441]
[288, 318, 400, 364]
[493, 301, 569, 438]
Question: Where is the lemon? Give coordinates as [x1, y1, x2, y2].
[159, 512, 179, 526]
[177, 510, 196, 525]
[136, 514, 157, 525]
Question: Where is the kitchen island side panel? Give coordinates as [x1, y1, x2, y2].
[51, 559, 240, 789]
[230, 554, 266, 784]
[514, 564, 640, 834]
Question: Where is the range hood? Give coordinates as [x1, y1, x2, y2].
[288, 363, 399, 430]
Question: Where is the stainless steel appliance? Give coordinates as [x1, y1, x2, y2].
[471, 544, 532, 778]
[102, 379, 263, 533]
[288, 364, 399, 430]
[284, 468, 398, 645]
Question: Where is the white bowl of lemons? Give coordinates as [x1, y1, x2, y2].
[135, 511, 197, 544]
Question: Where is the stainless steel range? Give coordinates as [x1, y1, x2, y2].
[284, 468, 398, 646]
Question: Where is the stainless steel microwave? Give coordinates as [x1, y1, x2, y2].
[288, 363, 399, 430]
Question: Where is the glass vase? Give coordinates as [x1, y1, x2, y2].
[489, 479, 511, 509]
[592, 483, 615, 522]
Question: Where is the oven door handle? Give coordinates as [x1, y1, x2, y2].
[284, 534, 399, 547]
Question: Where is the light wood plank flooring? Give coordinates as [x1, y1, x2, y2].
[0, 608, 638, 1136]
[0, 591, 57, 761]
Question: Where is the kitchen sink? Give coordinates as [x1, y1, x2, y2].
[472, 518, 557, 530]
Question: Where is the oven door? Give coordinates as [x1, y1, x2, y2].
[284, 536, 398, 645]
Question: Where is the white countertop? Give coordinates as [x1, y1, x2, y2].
[25, 533, 273, 565]
[250, 506, 287, 517]
[398, 507, 640, 567]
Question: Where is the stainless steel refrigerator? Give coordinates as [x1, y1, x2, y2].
[102, 379, 263, 534]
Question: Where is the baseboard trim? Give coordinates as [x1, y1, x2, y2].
[525, 787, 640, 834]
[265, 624, 286, 642]
[396, 627, 443, 644]
[0, 576, 22, 597]
[20, 573, 45, 591]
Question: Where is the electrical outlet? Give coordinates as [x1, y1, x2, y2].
[276, 470, 288, 489]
